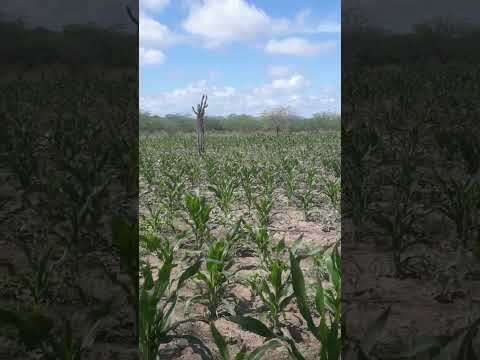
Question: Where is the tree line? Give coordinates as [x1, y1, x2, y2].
[140, 108, 340, 134]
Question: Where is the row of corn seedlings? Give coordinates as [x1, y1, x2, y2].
[139, 132, 341, 359]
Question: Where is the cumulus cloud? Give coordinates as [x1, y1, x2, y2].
[139, 11, 182, 65]
[140, 74, 339, 117]
[140, 47, 165, 65]
[315, 21, 341, 33]
[180, 1, 340, 48]
[265, 37, 336, 56]
[267, 65, 291, 77]
[181, 0, 275, 47]
[292, 9, 340, 34]
[138, 0, 339, 58]
[140, 12, 178, 48]
[254, 74, 310, 96]
[213, 87, 236, 97]
[140, 0, 170, 12]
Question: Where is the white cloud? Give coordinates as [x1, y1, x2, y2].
[182, 0, 274, 46]
[265, 37, 336, 56]
[180, 1, 339, 47]
[139, 11, 183, 65]
[138, 0, 340, 56]
[254, 74, 310, 96]
[140, 12, 177, 48]
[316, 21, 341, 33]
[291, 9, 340, 34]
[139, 74, 342, 117]
[213, 87, 236, 97]
[140, 47, 165, 65]
[267, 65, 291, 77]
[140, 0, 170, 12]
[164, 80, 208, 101]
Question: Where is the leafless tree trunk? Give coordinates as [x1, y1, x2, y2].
[192, 94, 208, 156]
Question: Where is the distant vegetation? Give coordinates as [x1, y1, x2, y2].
[140, 111, 340, 134]
[343, 17, 480, 68]
[0, 20, 135, 67]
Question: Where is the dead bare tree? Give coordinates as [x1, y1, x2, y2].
[192, 94, 208, 156]
[261, 106, 292, 135]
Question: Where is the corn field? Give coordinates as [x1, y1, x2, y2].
[139, 132, 341, 359]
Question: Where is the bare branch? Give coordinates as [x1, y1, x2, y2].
[126, 5, 138, 26]
[192, 94, 208, 155]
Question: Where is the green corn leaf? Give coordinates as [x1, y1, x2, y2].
[247, 339, 283, 360]
[385, 335, 450, 358]
[228, 316, 275, 339]
[327, 317, 341, 360]
[315, 285, 325, 316]
[177, 260, 202, 290]
[235, 346, 248, 360]
[289, 251, 320, 340]
[211, 321, 231, 360]
[361, 306, 391, 356]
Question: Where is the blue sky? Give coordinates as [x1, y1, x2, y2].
[139, 0, 340, 117]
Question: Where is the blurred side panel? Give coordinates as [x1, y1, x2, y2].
[342, 0, 480, 358]
[0, 1, 139, 359]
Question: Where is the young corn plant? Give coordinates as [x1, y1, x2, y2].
[322, 158, 341, 179]
[0, 307, 108, 360]
[373, 202, 418, 277]
[208, 176, 237, 223]
[159, 169, 187, 228]
[143, 198, 166, 234]
[322, 177, 341, 211]
[254, 195, 273, 228]
[185, 192, 213, 249]
[259, 167, 275, 199]
[433, 171, 480, 249]
[205, 156, 219, 181]
[383, 316, 480, 360]
[343, 168, 372, 242]
[139, 146, 157, 187]
[11, 240, 55, 305]
[188, 219, 245, 320]
[282, 157, 299, 202]
[227, 315, 307, 360]
[191, 239, 233, 320]
[245, 225, 287, 271]
[345, 306, 391, 359]
[247, 226, 272, 268]
[140, 231, 187, 264]
[210, 321, 283, 360]
[256, 259, 294, 332]
[289, 242, 342, 360]
[285, 169, 297, 203]
[240, 165, 256, 213]
[187, 160, 202, 187]
[296, 169, 317, 221]
[139, 255, 202, 359]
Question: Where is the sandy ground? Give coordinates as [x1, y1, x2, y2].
[141, 188, 340, 359]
